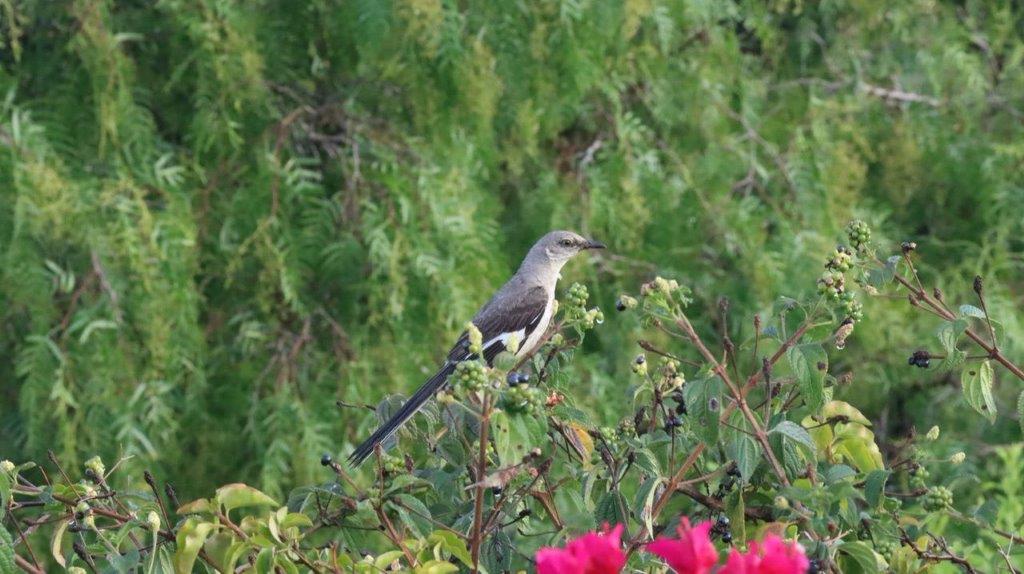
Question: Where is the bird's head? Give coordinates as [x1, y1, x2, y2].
[533, 230, 606, 264]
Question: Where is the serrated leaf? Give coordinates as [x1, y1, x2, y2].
[633, 477, 663, 536]
[770, 421, 815, 453]
[825, 464, 856, 483]
[935, 349, 966, 373]
[959, 304, 986, 319]
[685, 376, 723, 443]
[482, 529, 512, 574]
[837, 541, 880, 573]
[786, 343, 828, 412]
[937, 319, 967, 353]
[962, 360, 997, 423]
[865, 470, 890, 508]
[1, 523, 15, 574]
[731, 434, 759, 484]
[631, 448, 660, 476]
[595, 491, 627, 527]
[492, 411, 547, 467]
[1018, 390, 1024, 437]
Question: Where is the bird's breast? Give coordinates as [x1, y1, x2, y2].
[517, 292, 555, 357]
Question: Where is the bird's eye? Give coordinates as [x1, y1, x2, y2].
[560, 239, 574, 247]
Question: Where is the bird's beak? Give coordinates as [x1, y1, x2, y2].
[583, 239, 606, 250]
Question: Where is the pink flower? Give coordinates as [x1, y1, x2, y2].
[719, 535, 809, 574]
[536, 523, 626, 574]
[645, 518, 719, 574]
[720, 548, 759, 574]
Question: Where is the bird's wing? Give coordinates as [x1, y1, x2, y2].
[446, 284, 550, 365]
[348, 284, 550, 466]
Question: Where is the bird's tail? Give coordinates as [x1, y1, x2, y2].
[347, 362, 456, 467]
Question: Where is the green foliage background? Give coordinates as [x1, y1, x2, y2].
[1, 0, 1022, 503]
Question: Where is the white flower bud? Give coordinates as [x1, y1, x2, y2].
[0, 460, 14, 474]
[147, 511, 161, 531]
[925, 426, 940, 441]
[949, 452, 965, 465]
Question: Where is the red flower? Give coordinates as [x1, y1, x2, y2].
[536, 523, 626, 574]
[645, 518, 719, 574]
[719, 535, 809, 574]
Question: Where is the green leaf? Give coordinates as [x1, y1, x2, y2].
[594, 491, 627, 527]
[937, 319, 967, 353]
[959, 304, 986, 319]
[631, 448, 660, 476]
[633, 477, 663, 535]
[0, 473, 9, 522]
[935, 348, 966, 373]
[491, 411, 547, 467]
[215, 484, 278, 511]
[770, 421, 815, 454]
[0, 523, 15, 574]
[50, 519, 69, 568]
[685, 375, 723, 443]
[824, 464, 856, 483]
[864, 470, 890, 508]
[174, 519, 214, 574]
[731, 434, 759, 484]
[786, 343, 828, 412]
[429, 530, 473, 567]
[837, 541, 880, 573]
[1018, 390, 1024, 437]
[962, 360, 997, 423]
[482, 529, 513, 574]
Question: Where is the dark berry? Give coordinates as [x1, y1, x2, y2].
[320, 453, 333, 466]
[616, 300, 627, 312]
[722, 531, 733, 543]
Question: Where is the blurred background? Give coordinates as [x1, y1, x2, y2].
[0, 0, 1022, 501]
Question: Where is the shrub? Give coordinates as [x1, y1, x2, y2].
[4, 222, 1022, 572]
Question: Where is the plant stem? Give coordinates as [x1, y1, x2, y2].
[470, 394, 493, 573]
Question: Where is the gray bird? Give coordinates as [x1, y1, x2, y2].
[348, 230, 605, 466]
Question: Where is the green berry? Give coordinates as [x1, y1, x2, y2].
[923, 486, 953, 511]
[846, 220, 872, 251]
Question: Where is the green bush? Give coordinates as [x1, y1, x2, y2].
[4, 228, 1023, 571]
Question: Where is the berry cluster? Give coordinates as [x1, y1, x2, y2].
[631, 354, 648, 376]
[846, 219, 872, 252]
[908, 350, 931, 368]
[874, 538, 901, 563]
[669, 389, 687, 416]
[454, 360, 488, 394]
[923, 486, 953, 511]
[820, 240, 864, 323]
[909, 465, 929, 490]
[502, 384, 545, 415]
[380, 453, 406, 474]
[837, 291, 863, 321]
[581, 307, 605, 329]
[817, 269, 846, 300]
[712, 514, 733, 544]
[825, 245, 854, 272]
[566, 283, 589, 308]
